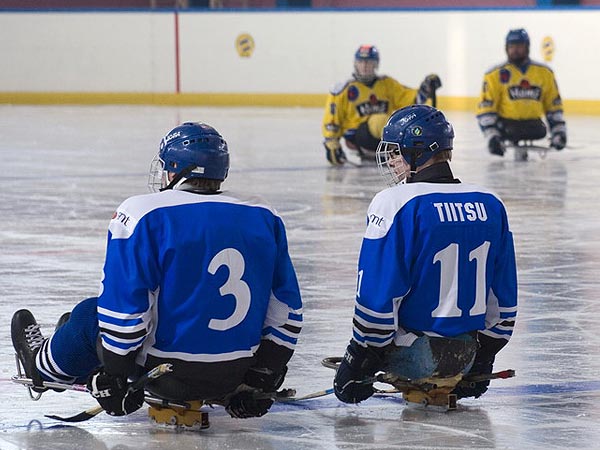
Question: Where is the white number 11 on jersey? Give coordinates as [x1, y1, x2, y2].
[431, 241, 490, 318]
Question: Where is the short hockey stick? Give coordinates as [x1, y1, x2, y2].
[275, 387, 334, 401]
[322, 356, 514, 388]
[43, 363, 173, 423]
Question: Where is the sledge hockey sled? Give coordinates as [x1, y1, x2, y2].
[504, 139, 554, 161]
[13, 349, 324, 429]
[322, 356, 515, 411]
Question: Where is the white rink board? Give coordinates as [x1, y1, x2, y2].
[0, 9, 599, 99]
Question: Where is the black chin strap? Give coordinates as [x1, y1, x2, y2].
[406, 154, 418, 183]
[159, 165, 196, 192]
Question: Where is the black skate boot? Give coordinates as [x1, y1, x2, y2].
[11, 309, 47, 393]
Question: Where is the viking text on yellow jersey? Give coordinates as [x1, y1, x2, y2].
[322, 76, 417, 140]
[477, 61, 563, 121]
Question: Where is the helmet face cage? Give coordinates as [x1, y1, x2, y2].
[354, 60, 378, 83]
[354, 45, 379, 84]
[376, 141, 409, 186]
[148, 154, 168, 193]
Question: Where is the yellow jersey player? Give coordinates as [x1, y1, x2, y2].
[477, 29, 567, 159]
[322, 45, 441, 165]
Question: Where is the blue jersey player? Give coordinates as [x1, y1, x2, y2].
[12, 122, 303, 419]
[334, 105, 517, 404]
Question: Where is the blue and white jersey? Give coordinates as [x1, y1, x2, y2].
[353, 182, 517, 348]
[97, 189, 302, 368]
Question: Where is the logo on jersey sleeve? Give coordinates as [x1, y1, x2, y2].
[111, 210, 131, 226]
[348, 85, 359, 101]
[109, 209, 138, 239]
[368, 213, 385, 227]
[508, 79, 542, 101]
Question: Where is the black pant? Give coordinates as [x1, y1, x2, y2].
[345, 121, 381, 160]
[498, 118, 547, 143]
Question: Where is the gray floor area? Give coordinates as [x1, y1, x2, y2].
[1, 105, 599, 450]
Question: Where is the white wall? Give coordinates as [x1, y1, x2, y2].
[2, 12, 174, 92]
[1, 9, 598, 100]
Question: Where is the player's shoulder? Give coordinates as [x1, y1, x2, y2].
[329, 78, 354, 95]
[527, 59, 555, 73]
[372, 182, 505, 211]
[453, 182, 505, 204]
[117, 190, 278, 219]
[365, 183, 506, 239]
[217, 190, 279, 217]
[376, 75, 402, 86]
[114, 191, 164, 219]
[484, 62, 509, 75]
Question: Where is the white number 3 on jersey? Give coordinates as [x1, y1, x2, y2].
[207, 248, 252, 331]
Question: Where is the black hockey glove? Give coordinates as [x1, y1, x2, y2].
[418, 74, 442, 98]
[225, 390, 273, 419]
[452, 355, 494, 399]
[550, 131, 566, 150]
[87, 370, 144, 416]
[244, 365, 288, 393]
[334, 341, 382, 404]
[452, 333, 506, 399]
[416, 74, 442, 104]
[488, 135, 505, 156]
[225, 366, 287, 419]
[324, 139, 347, 165]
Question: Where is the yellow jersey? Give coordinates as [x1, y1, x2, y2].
[322, 76, 417, 141]
[477, 61, 563, 121]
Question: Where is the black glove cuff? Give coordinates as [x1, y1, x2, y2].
[345, 340, 383, 375]
[244, 366, 287, 392]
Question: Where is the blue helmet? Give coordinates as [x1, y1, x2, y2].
[377, 105, 454, 185]
[148, 122, 229, 192]
[355, 45, 380, 62]
[506, 28, 530, 47]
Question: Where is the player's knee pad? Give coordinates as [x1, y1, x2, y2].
[384, 334, 477, 380]
[367, 113, 389, 140]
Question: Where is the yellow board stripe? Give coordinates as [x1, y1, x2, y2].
[1, 92, 598, 115]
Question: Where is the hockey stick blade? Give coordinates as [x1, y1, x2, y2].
[45, 405, 104, 423]
[275, 387, 334, 402]
[43, 363, 173, 423]
[458, 369, 515, 388]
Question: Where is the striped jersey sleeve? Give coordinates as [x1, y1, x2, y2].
[352, 302, 396, 348]
[260, 216, 303, 353]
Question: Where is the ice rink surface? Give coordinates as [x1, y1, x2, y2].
[1, 105, 599, 450]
